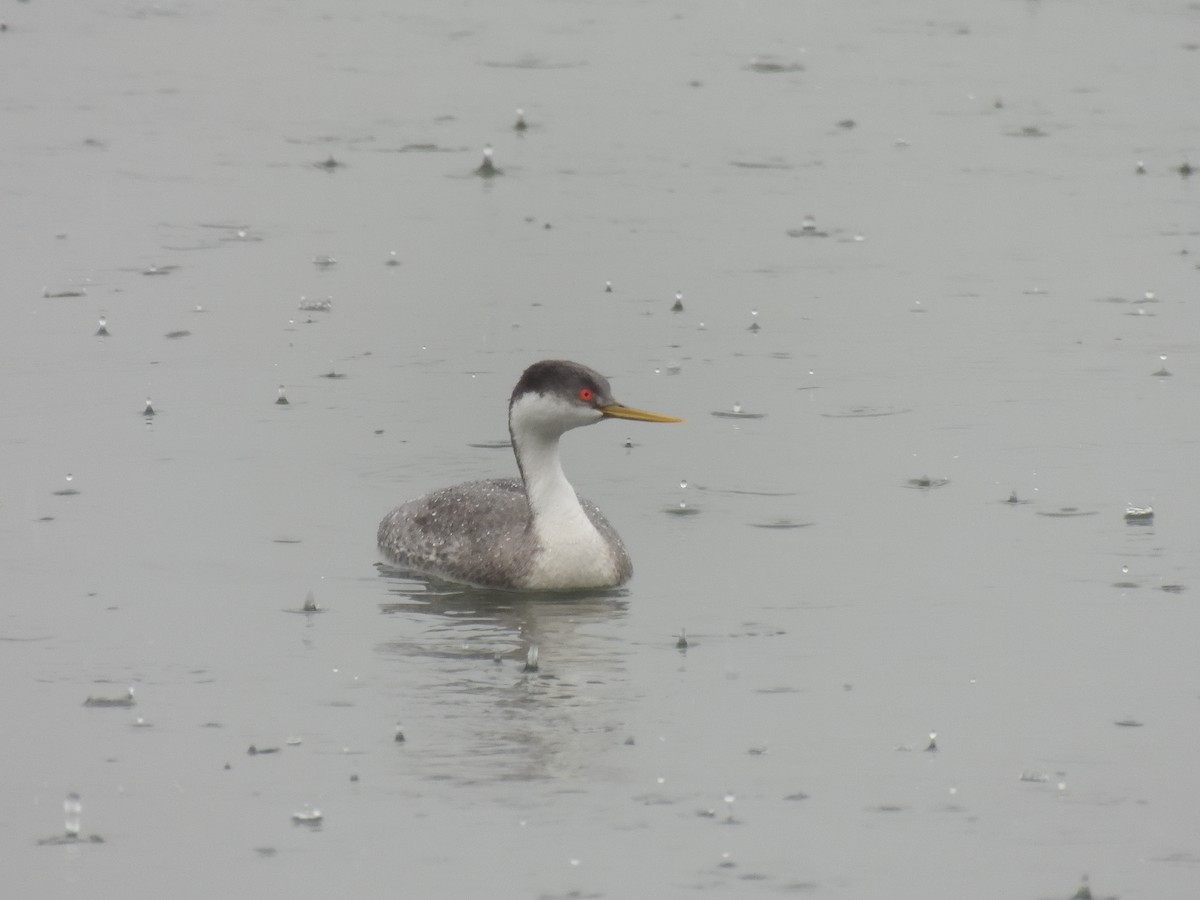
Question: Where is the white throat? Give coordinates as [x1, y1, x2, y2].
[509, 393, 598, 537]
[509, 393, 618, 587]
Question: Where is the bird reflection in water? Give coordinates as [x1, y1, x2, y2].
[374, 568, 633, 783]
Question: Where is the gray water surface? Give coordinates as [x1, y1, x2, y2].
[2, 1, 1198, 897]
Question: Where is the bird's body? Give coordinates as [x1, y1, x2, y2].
[378, 477, 629, 589]
[378, 360, 681, 591]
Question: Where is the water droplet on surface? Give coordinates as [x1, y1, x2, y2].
[1124, 505, 1153, 523]
[298, 295, 333, 312]
[1121, 565, 1129, 575]
[53, 473, 80, 496]
[385, 250, 400, 267]
[513, 108, 527, 131]
[475, 144, 500, 177]
[83, 686, 136, 708]
[671, 291, 684, 313]
[63, 793, 81, 838]
[523, 644, 539, 672]
[95, 315, 109, 336]
[604, 280, 613, 293]
[665, 477, 702, 516]
[143, 397, 156, 417]
[276, 385, 289, 406]
[722, 793, 737, 823]
[292, 805, 323, 825]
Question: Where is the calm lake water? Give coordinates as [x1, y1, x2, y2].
[2, 1, 1198, 897]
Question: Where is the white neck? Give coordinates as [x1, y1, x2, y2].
[508, 393, 621, 588]
[509, 396, 596, 538]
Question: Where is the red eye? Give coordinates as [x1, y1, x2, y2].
[578, 388, 594, 402]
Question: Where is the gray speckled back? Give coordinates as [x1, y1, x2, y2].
[377, 478, 632, 590]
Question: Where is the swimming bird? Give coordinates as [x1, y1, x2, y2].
[378, 360, 682, 590]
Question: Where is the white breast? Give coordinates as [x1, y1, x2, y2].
[526, 512, 623, 589]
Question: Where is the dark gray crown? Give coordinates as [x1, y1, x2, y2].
[510, 360, 614, 409]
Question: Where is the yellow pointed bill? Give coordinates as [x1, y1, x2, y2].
[599, 403, 683, 423]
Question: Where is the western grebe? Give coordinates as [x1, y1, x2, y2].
[378, 360, 682, 590]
